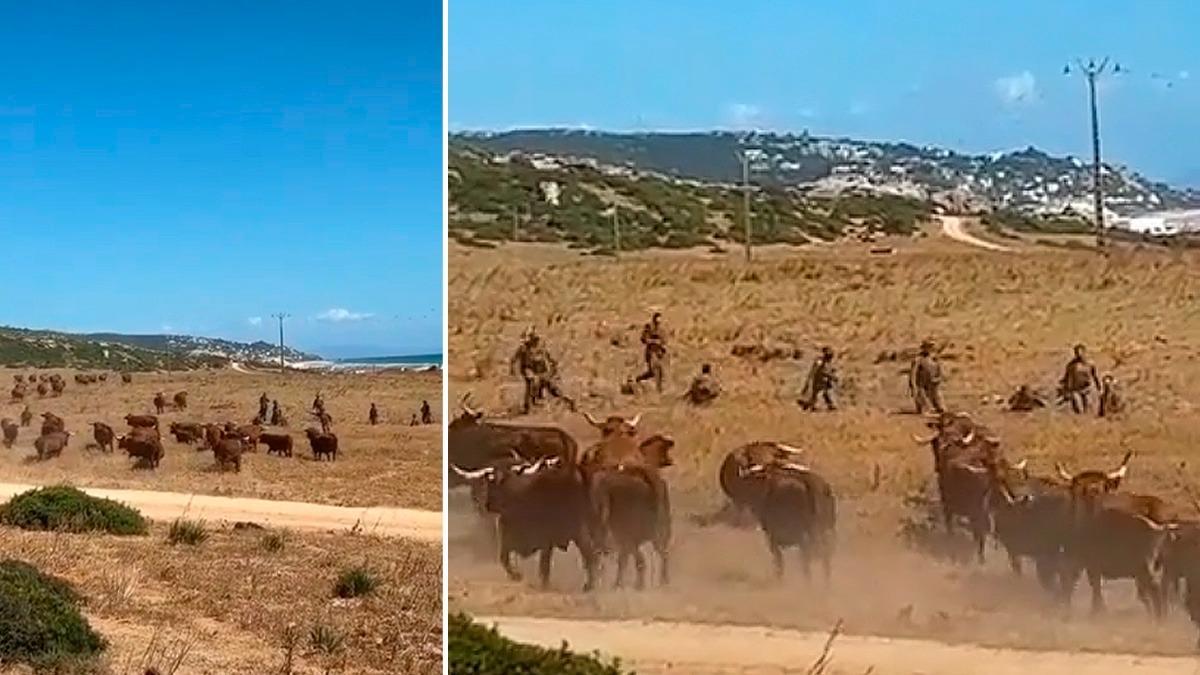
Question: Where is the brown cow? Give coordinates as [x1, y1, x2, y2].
[447, 397, 579, 488]
[1, 419, 17, 448]
[304, 428, 338, 461]
[169, 422, 205, 445]
[36, 382, 48, 398]
[1057, 452, 1171, 617]
[91, 422, 116, 453]
[173, 391, 188, 410]
[10, 383, 26, 403]
[259, 432, 294, 457]
[125, 414, 159, 430]
[40, 412, 65, 437]
[225, 423, 262, 451]
[50, 378, 65, 396]
[118, 428, 164, 469]
[736, 462, 837, 581]
[212, 437, 243, 472]
[580, 412, 673, 589]
[715, 441, 809, 526]
[121, 373, 132, 384]
[34, 431, 71, 461]
[153, 393, 166, 414]
[203, 423, 223, 450]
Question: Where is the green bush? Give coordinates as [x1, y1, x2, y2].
[166, 518, 208, 546]
[0, 486, 147, 536]
[333, 565, 379, 598]
[0, 559, 105, 667]
[449, 613, 629, 674]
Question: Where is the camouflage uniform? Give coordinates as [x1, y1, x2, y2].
[369, 403, 379, 425]
[800, 348, 838, 411]
[909, 343, 944, 414]
[421, 400, 433, 424]
[1061, 346, 1101, 414]
[270, 400, 283, 426]
[635, 315, 667, 392]
[258, 393, 270, 421]
[513, 334, 575, 414]
[1007, 385, 1045, 412]
[685, 365, 721, 405]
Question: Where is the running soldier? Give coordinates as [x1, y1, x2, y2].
[909, 340, 944, 414]
[635, 312, 667, 392]
[799, 346, 838, 411]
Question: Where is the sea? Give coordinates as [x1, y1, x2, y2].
[290, 353, 443, 372]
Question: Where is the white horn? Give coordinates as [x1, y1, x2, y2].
[780, 462, 811, 473]
[451, 464, 491, 480]
[912, 432, 937, 444]
[628, 413, 642, 428]
[583, 412, 602, 426]
[1056, 463, 1073, 482]
[776, 443, 805, 455]
[960, 463, 988, 474]
[1012, 459, 1028, 471]
[960, 431, 975, 445]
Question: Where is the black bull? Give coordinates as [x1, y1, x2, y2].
[447, 409, 578, 488]
[453, 458, 598, 591]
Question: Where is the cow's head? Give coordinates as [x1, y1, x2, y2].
[986, 457, 1031, 507]
[582, 411, 641, 437]
[1057, 450, 1132, 508]
[638, 435, 675, 468]
[449, 394, 485, 431]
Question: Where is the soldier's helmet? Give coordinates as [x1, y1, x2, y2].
[1074, 343, 1086, 355]
[821, 346, 833, 358]
[920, 339, 934, 352]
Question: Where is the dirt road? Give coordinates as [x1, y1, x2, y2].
[480, 615, 1200, 675]
[940, 215, 1013, 252]
[0, 482, 442, 542]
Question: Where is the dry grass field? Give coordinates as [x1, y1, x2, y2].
[0, 523, 442, 674]
[0, 368, 442, 510]
[447, 232, 1200, 656]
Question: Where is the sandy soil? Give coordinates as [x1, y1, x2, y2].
[939, 215, 1014, 252]
[1, 523, 442, 674]
[447, 240, 1200, 665]
[481, 615, 1200, 675]
[0, 367, 442, 510]
[0, 483, 441, 542]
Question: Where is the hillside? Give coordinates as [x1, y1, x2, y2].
[0, 328, 316, 370]
[455, 129, 1200, 218]
[449, 143, 937, 252]
[84, 333, 319, 363]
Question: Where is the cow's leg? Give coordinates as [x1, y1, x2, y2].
[614, 546, 629, 589]
[768, 537, 784, 580]
[1086, 567, 1105, 615]
[1008, 552, 1023, 576]
[1134, 565, 1164, 620]
[500, 547, 522, 582]
[537, 548, 553, 590]
[633, 547, 647, 590]
[576, 535, 598, 593]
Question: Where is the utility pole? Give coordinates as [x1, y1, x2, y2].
[271, 313, 290, 373]
[1065, 58, 1121, 249]
[612, 207, 621, 253]
[511, 204, 519, 242]
[736, 149, 752, 261]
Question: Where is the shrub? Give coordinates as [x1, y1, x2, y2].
[0, 486, 147, 536]
[260, 532, 286, 553]
[448, 612, 629, 674]
[0, 559, 105, 666]
[333, 565, 379, 598]
[166, 519, 208, 546]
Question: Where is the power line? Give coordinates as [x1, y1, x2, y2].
[270, 313, 290, 372]
[1065, 58, 1122, 250]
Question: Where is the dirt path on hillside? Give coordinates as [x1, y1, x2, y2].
[940, 215, 1014, 252]
[0, 482, 442, 542]
[480, 615, 1200, 675]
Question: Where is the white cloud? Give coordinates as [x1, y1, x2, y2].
[726, 102, 763, 129]
[798, 107, 819, 119]
[161, 324, 174, 333]
[314, 308, 375, 323]
[1180, 70, 1191, 80]
[849, 101, 871, 116]
[994, 71, 1038, 107]
[247, 316, 263, 326]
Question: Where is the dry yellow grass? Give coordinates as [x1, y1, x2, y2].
[0, 368, 442, 510]
[448, 238, 1200, 655]
[0, 524, 442, 674]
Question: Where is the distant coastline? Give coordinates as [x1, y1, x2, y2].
[288, 353, 443, 372]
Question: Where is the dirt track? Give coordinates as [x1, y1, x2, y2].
[482, 615, 1200, 675]
[940, 215, 1013, 252]
[0, 482, 442, 542]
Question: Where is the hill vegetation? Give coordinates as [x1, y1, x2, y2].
[450, 143, 935, 252]
[449, 613, 629, 675]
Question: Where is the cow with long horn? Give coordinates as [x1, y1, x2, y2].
[447, 399, 579, 490]
[736, 461, 837, 581]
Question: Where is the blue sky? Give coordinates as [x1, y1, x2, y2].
[450, 1, 1199, 187]
[0, 1, 443, 359]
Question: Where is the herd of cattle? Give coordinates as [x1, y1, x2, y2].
[449, 396, 1200, 648]
[3, 371, 340, 472]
